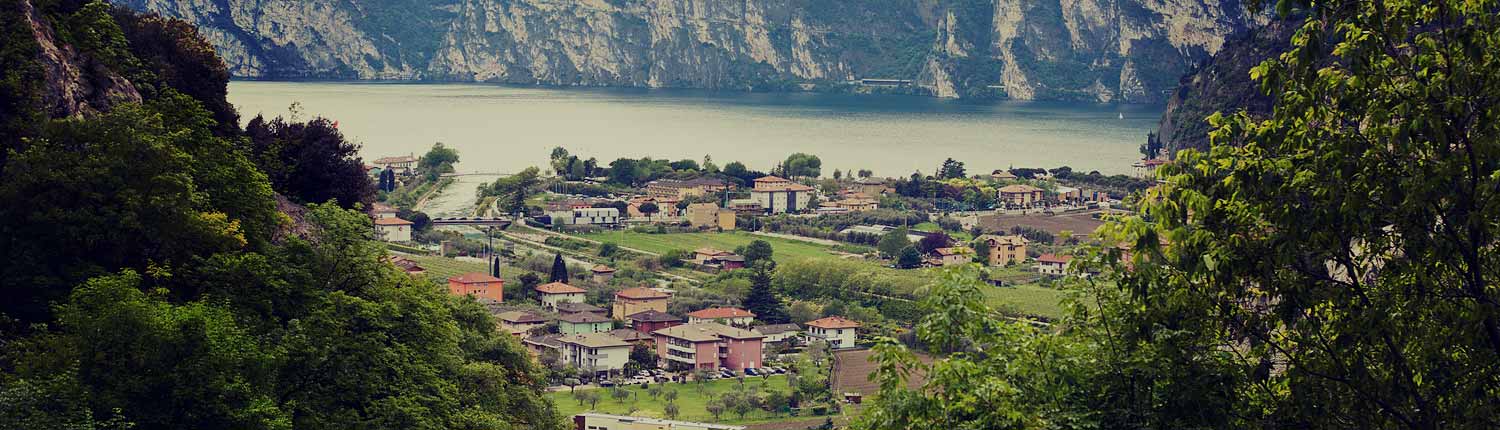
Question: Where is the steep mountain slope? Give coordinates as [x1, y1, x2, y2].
[1154, 19, 1294, 155]
[116, 0, 1261, 102]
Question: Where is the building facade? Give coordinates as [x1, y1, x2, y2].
[536, 282, 587, 311]
[978, 234, 1029, 266]
[548, 207, 620, 227]
[749, 176, 814, 214]
[446, 273, 504, 303]
[685, 203, 736, 230]
[612, 287, 671, 319]
[374, 217, 413, 242]
[626, 310, 683, 334]
[1036, 253, 1074, 275]
[806, 316, 861, 349]
[559, 333, 631, 377]
[685, 307, 756, 327]
[559, 312, 614, 335]
[652, 322, 764, 371]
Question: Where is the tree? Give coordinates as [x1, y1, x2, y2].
[705, 398, 725, 420]
[599, 242, 621, 258]
[782, 153, 822, 179]
[740, 239, 774, 267]
[663, 401, 680, 419]
[583, 391, 602, 409]
[608, 158, 639, 185]
[877, 228, 913, 258]
[764, 390, 789, 416]
[483, 166, 541, 214]
[788, 302, 819, 324]
[549, 147, 571, 175]
[664, 389, 679, 403]
[629, 343, 657, 371]
[417, 142, 459, 181]
[858, 169, 873, 179]
[937, 158, 966, 179]
[742, 262, 790, 324]
[638, 202, 659, 219]
[833, 169, 843, 180]
[916, 232, 953, 255]
[731, 394, 753, 419]
[245, 114, 375, 209]
[549, 253, 569, 283]
[970, 239, 992, 264]
[610, 386, 630, 404]
[896, 246, 923, 269]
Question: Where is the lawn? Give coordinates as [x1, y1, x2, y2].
[981, 284, 1068, 320]
[546, 375, 815, 425]
[576, 231, 845, 263]
[394, 252, 541, 286]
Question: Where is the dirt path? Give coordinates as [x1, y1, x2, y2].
[749, 231, 842, 247]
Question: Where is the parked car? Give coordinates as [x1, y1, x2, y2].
[599, 380, 616, 387]
[744, 368, 759, 376]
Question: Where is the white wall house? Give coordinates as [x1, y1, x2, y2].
[535, 282, 587, 311]
[559, 333, 631, 377]
[806, 316, 861, 349]
[750, 176, 814, 214]
[373, 217, 413, 242]
[548, 207, 620, 226]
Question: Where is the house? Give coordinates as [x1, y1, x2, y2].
[749, 176, 815, 214]
[726, 199, 763, 214]
[852, 178, 889, 197]
[371, 203, 399, 219]
[693, 248, 736, 265]
[652, 322, 764, 371]
[556, 302, 606, 316]
[991, 170, 1018, 181]
[626, 310, 683, 334]
[373, 217, 413, 242]
[752, 323, 801, 345]
[572, 413, 746, 430]
[547, 207, 620, 227]
[1054, 186, 1082, 203]
[833, 195, 879, 212]
[612, 287, 671, 319]
[685, 203, 736, 230]
[806, 316, 861, 349]
[558, 333, 631, 377]
[686, 307, 756, 326]
[385, 256, 426, 276]
[704, 254, 746, 271]
[559, 311, 613, 335]
[372, 154, 416, 174]
[1036, 253, 1074, 276]
[645, 177, 733, 199]
[1133, 158, 1169, 178]
[496, 311, 549, 336]
[626, 197, 681, 219]
[607, 328, 653, 345]
[590, 264, 616, 284]
[977, 234, 1029, 266]
[535, 282, 587, 311]
[997, 184, 1046, 208]
[523, 333, 563, 358]
[446, 273, 504, 303]
[931, 246, 972, 266]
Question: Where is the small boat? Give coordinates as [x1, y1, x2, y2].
[1118, 113, 1125, 119]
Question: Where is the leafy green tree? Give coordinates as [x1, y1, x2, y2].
[739, 239, 774, 267]
[638, 202, 659, 219]
[607, 158, 639, 185]
[895, 246, 923, 269]
[549, 253, 568, 283]
[417, 142, 459, 181]
[764, 390, 789, 416]
[788, 301, 819, 324]
[876, 228, 912, 258]
[598, 242, 620, 258]
[742, 262, 790, 324]
[483, 167, 540, 214]
[782, 153, 822, 179]
[245, 114, 376, 209]
[663, 401, 679, 420]
[936, 158, 965, 179]
[705, 399, 725, 420]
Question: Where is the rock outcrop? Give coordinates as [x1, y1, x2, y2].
[118, 0, 1262, 102]
[1155, 19, 1294, 156]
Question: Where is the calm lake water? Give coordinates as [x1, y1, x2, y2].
[228, 81, 1163, 176]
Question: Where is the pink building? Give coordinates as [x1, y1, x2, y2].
[447, 273, 504, 303]
[652, 322, 764, 372]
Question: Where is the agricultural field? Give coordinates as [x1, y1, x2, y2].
[575, 231, 852, 263]
[546, 375, 817, 426]
[393, 252, 542, 286]
[981, 284, 1068, 319]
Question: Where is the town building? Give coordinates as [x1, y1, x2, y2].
[991, 170, 1018, 181]
[446, 273, 504, 303]
[523, 333, 562, 358]
[625, 310, 683, 334]
[752, 323, 802, 345]
[1133, 158, 1169, 178]
[371, 203, 399, 219]
[556, 302, 606, 316]
[372, 154, 416, 175]
[644, 177, 733, 199]
[652, 322, 764, 371]
[806, 316, 861, 349]
[373, 217, 413, 242]
[496, 311, 549, 336]
[385, 255, 426, 276]
[590, 264, 616, 284]
[998, 184, 1047, 208]
[559, 311, 613, 335]
[977, 234, 1029, 266]
[1054, 186, 1082, 203]
[852, 178, 889, 197]
[626, 197, 681, 219]
[1036, 253, 1074, 276]
[535, 282, 587, 311]
[693, 248, 736, 265]
[749, 176, 815, 214]
[572, 413, 746, 430]
[547, 207, 620, 227]
[612, 287, 671, 319]
[685, 203, 736, 230]
[832, 195, 879, 212]
[726, 199, 763, 214]
[607, 328, 653, 345]
[931, 246, 973, 266]
[559, 333, 631, 377]
[686, 307, 756, 326]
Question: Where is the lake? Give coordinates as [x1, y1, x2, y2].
[227, 81, 1163, 177]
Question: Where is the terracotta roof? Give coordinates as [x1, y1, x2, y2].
[524, 333, 563, 349]
[448, 272, 502, 284]
[694, 247, 732, 256]
[374, 217, 413, 226]
[1037, 253, 1074, 264]
[373, 155, 416, 164]
[756, 183, 815, 192]
[979, 234, 1028, 246]
[558, 332, 630, 349]
[559, 312, 611, 324]
[371, 203, 398, 213]
[555, 302, 605, 314]
[615, 287, 671, 300]
[626, 310, 682, 323]
[687, 307, 755, 319]
[653, 322, 764, 342]
[535, 282, 586, 294]
[590, 264, 616, 273]
[806, 316, 862, 329]
[934, 247, 972, 256]
[754, 176, 790, 183]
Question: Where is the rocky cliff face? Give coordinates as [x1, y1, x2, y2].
[116, 0, 1261, 102]
[1154, 19, 1293, 155]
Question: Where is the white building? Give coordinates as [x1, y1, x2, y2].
[573, 413, 745, 430]
[806, 316, 861, 349]
[373, 217, 413, 242]
[685, 307, 756, 327]
[547, 207, 620, 227]
[1036, 253, 1074, 276]
[559, 333, 631, 377]
[752, 323, 802, 344]
[535, 282, 587, 311]
[749, 176, 814, 214]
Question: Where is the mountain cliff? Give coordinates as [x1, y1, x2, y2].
[115, 0, 1261, 102]
[1153, 18, 1292, 156]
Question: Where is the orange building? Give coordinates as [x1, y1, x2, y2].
[447, 273, 504, 303]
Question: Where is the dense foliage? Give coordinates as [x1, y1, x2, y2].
[245, 114, 376, 209]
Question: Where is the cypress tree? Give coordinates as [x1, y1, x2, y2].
[741, 262, 789, 324]
[549, 253, 568, 283]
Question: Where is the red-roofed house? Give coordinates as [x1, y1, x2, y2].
[686, 307, 756, 326]
[373, 217, 413, 242]
[1036, 253, 1074, 276]
[535, 282, 587, 311]
[652, 322, 764, 371]
[447, 273, 503, 303]
[750, 176, 815, 214]
[626, 310, 683, 334]
[806, 316, 861, 349]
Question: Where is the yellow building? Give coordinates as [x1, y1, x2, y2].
[977, 234, 1028, 266]
[612, 287, 670, 319]
[685, 203, 736, 230]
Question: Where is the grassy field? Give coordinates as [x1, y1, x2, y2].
[546, 376, 816, 425]
[981, 284, 1067, 319]
[394, 252, 542, 286]
[576, 231, 846, 263]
